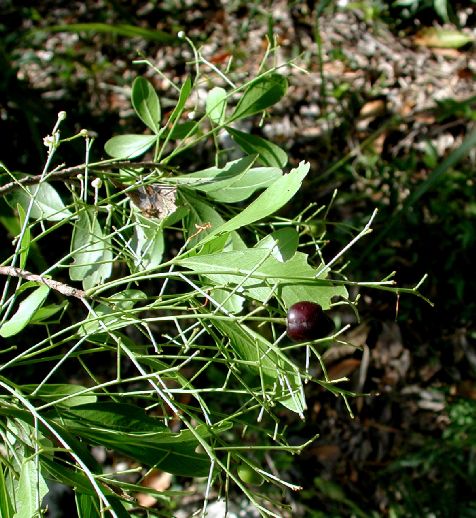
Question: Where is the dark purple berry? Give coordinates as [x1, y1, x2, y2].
[286, 301, 334, 342]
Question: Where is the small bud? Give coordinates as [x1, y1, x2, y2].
[58, 111, 67, 121]
[43, 135, 54, 148]
[177, 31, 185, 39]
[79, 129, 89, 137]
[91, 177, 102, 189]
[187, 111, 196, 120]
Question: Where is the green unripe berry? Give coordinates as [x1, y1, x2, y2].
[237, 464, 264, 486]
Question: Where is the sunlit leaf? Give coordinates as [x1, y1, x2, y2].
[79, 290, 146, 335]
[434, 0, 450, 23]
[0, 466, 14, 518]
[166, 121, 199, 139]
[230, 73, 287, 121]
[131, 77, 161, 133]
[195, 161, 309, 245]
[29, 301, 68, 324]
[206, 87, 227, 125]
[178, 248, 347, 309]
[169, 76, 193, 125]
[180, 190, 245, 250]
[255, 228, 299, 262]
[177, 155, 282, 202]
[178, 156, 257, 189]
[212, 318, 306, 414]
[10, 183, 72, 222]
[104, 134, 157, 159]
[208, 287, 245, 314]
[131, 215, 165, 270]
[69, 209, 112, 290]
[16, 204, 30, 269]
[0, 284, 49, 338]
[21, 384, 97, 408]
[13, 459, 48, 518]
[75, 493, 101, 518]
[226, 126, 288, 167]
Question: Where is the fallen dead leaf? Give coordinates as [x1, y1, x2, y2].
[136, 470, 173, 507]
[327, 358, 361, 381]
[359, 99, 386, 120]
[311, 444, 341, 464]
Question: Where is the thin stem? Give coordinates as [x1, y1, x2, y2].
[316, 209, 378, 278]
[0, 160, 167, 197]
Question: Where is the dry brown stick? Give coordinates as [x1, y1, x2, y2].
[0, 161, 166, 196]
[0, 266, 87, 299]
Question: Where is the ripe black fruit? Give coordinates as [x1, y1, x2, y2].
[286, 301, 334, 342]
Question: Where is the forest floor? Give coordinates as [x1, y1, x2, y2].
[2, 1, 476, 516]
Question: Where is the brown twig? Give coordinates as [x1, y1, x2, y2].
[0, 161, 166, 196]
[0, 266, 87, 299]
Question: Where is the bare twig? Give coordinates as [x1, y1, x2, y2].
[0, 161, 166, 196]
[0, 266, 86, 299]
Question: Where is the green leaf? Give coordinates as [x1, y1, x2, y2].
[255, 228, 299, 262]
[131, 215, 165, 270]
[212, 318, 306, 414]
[69, 209, 112, 290]
[277, 253, 348, 308]
[21, 384, 97, 408]
[13, 459, 48, 518]
[166, 121, 199, 139]
[230, 73, 287, 121]
[41, 457, 130, 518]
[29, 301, 68, 324]
[16, 204, 30, 269]
[79, 290, 146, 335]
[0, 467, 14, 518]
[0, 284, 49, 338]
[206, 87, 227, 125]
[211, 166, 283, 203]
[209, 287, 245, 314]
[37, 23, 175, 43]
[75, 493, 101, 518]
[179, 156, 257, 188]
[104, 134, 157, 159]
[196, 161, 309, 245]
[178, 248, 347, 309]
[178, 155, 282, 203]
[434, 0, 450, 23]
[10, 183, 72, 222]
[180, 190, 245, 250]
[40, 456, 99, 495]
[0, 199, 45, 269]
[54, 403, 219, 477]
[168, 76, 193, 125]
[182, 191, 224, 246]
[131, 77, 161, 133]
[226, 126, 288, 167]
[85, 431, 211, 477]
[58, 402, 168, 432]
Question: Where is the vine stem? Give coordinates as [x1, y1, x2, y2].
[0, 266, 87, 299]
[0, 160, 166, 196]
[316, 208, 378, 278]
